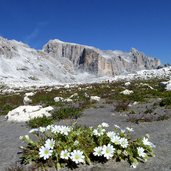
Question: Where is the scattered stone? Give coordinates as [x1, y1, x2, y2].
[160, 80, 171, 91]
[125, 82, 131, 86]
[160, 81, 168, 87]
[128, 101, 138, 107]
[23, 96, 32, 105]
[64, 84, 70, 89]
[25, 92, 35, 97]
[84, 92, 89, 98]
[64, 98, 73, 102]
[166, 81, 171, 91]
[69, 93, 78, 99]
[120, 89, 133, 95]
[6, 105, 53, 122]
[54, 97, 73, 102]
[46, 88, 53, 92]
[90, 96, 101, 102]
[140, 83, 154, 89]
[54, 97, 64, 102]
[166, 83, 171, 91]
[133, 101, 138, 105]
[23, 92, 35, 105]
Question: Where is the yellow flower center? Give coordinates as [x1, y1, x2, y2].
[44, 150, 49, 155]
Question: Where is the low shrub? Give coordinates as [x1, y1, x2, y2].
[27, 115, 53, 128]
[52, 107, 81, 120]
[114, 100, 130, 112]
[159, 97, 171, 107]
[20, 122, 155, 170]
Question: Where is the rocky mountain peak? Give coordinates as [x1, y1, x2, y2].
[0, 36, 161, 86]
[43, 39, 160, 76]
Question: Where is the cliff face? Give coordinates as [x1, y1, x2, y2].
[0, 37, 75, 85]
[0, 36, 161, 86]
[43, 40, 160, 76]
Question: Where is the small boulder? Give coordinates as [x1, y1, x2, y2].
[69, 93, 78, 99]
[160, 80, 171, 91]
[84, 92, 89, 98]
[64, 84, 70, 88]
[23, 96, 32, 105]
[121, 89, 133, 95]
[64, 98, 73, 102]
[54, 97, 64, 102]
[125, 82, 131, 86]
[23, 92, 35, 105]
[6, 105, 54, 122]
[90, 96, 101, 102]
[166, 81, 171, 91]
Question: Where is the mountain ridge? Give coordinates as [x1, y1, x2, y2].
[43, 38, 160, 76]
[0, 36, 161, 87]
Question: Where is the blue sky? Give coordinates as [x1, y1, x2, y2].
[0, 0, 171, 64]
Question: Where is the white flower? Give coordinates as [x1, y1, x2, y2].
[29, 128, 38, 133]
[60, 149, 70, 160]
[46, 125, 54, 131]
[73, 140, 79, 146]
[114, 124, 120, 129]
[107, 131, 116, 139]
[121, 129, 125, 133]
[93, 146, 103, 156]
[102, 144, 115, 159]
[101, 122, 109, 127]
[60, 126, 71, 135]
[142, 137, 155, 148]
[137, 147, 146, 158]
[93, 129, 99, 136]
[126, 127, 134, 132]
[130, 163, 138, 168]
[51, 125, 61, 134]
[111, 135, 121, 145]
[39, 127, 46, 133]
[145, 134, 150, 138]
[119, 138, 129, 148]
[70, 150, 85, 164]
[19, 136, 24, 140]
[93, 127, 105, 136]
[19, 135, 30, 141]
[39, 146, 53, 160]
[25, 135, 30, 140]
[45, 139, 55, 149]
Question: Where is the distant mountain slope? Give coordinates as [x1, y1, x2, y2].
[0, 37, 160, 86]
[0, 37, 75, 86]
[43, 39, 160, 76]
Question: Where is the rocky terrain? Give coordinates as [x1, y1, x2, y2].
[0, 36, 171, 171]
[0, 77, 171, 171]
[43, 40, 160, 76]
[0, 37, 160, 88]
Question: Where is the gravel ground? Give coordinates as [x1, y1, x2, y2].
[0, 103, 171, 171]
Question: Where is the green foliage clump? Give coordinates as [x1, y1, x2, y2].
[20, 123, 155, 170]
[52, 107, 81, 120]
[27, 115, 53, 128]
[159, 97, 171, 107]
[0, 94, 23, 115]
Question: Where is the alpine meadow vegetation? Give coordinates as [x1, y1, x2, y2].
[20, 122, 155, 170]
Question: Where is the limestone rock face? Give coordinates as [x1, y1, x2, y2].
[0, 36, 161, 86]
[43, 40, 160, 76]
[43, 39, 85, 67]
[0, 37, 75, 85]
